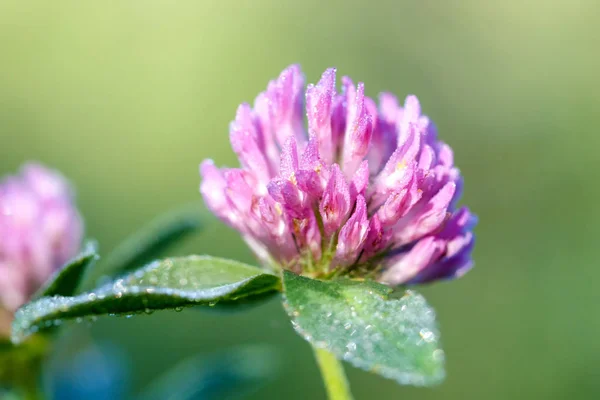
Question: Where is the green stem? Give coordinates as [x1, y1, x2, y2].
[1, 335, 48, 400]
[313, 347, 354, 400]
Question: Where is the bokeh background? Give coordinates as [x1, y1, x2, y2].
[1, 1, 599, 399]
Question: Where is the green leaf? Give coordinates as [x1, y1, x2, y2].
[33, 241, 99, 299]
[96, 206, 203, 278]
[282, 271, 445, 386]
[12, 256, 280, 344]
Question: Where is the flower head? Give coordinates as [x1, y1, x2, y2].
[200, 65, 476, 284]
[0, 163, 83, 334]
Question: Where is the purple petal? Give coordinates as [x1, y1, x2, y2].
[252, 92, 280, 170]
[279, 136, 299, 179]
[223, 169, 256, 213]
[437, 142, 454, 167]
[307, 68, 336, 164]
[377, 178, 422, 228]
[342, 80, 373, 177]
[319, 164, 351, 237]
[380, 236, 445, 286]
[298, 135, 329, 195]
[330, 94, 346, 159]
[290, 212, 322, 261]
[362, 214, 390, 257]
[350, 160, 369, 201]
[418, 144, 435, 171]
[367, 105, 397, 176]
[335, 195, 370, 265]
[374, 123, 421, 196]
[267, 178, 304, 217]
[379, 93, 401, 124]
[398, 95, 422, 144]
[408, 208, 476, 284]
[393, 181, 456, 245]
[267, 65, 307, 149]
[229, 103, 272, 185]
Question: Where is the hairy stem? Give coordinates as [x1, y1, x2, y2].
[313, 346, 354, 400]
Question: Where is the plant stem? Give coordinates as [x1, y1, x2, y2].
[1, 335, 48, 400]
[313, 346, 354, 400]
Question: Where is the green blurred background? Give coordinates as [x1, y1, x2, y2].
[1, 1, 599, 399]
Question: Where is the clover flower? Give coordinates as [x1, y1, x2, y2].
[0, 164, 83, 334]
[200, 65, 476, 285]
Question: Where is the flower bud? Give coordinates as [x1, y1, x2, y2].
[0, 163, 83, 335]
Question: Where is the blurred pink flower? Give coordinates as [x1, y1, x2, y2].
[0, 163, 83, 334]
[200, 65, 476, 285]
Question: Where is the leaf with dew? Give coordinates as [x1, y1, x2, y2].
[282, 271, 445, 386]
[12, 256, 280, 344]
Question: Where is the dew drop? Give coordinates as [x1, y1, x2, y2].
[433, 349, 445, 361]
[419, 328, 435, 343]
